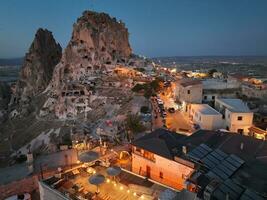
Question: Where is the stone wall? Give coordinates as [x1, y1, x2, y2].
[0, 175, 39, 199]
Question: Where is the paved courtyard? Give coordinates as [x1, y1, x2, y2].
[46, 165, 166, 200]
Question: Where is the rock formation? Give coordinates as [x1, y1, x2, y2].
[10, 28, 62, 116]
[50, 11, 131, 89]
[0, 82, 11, 122]
[44, 11, 132, 118]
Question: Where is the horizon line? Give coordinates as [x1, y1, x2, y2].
[1, 55, 267, 60]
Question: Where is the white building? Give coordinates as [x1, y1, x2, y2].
[202, 78, 241, 104]
[241, 83, 267, 100]
[215, 98, 253, 134]
[189, 104, 223, 130]
[175, 80, 203, 111]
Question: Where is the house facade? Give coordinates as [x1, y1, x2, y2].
[189, 104, 223, 130]
[175, 80, 203, 112]
[215, 98, 253, 134]
[131, 129, 195, 190]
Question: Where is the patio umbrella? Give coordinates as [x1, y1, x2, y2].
[78, 151, 99, 163]
[106, 166, 121, 176]
[106, 166, 121, 181]
[88, 174, 105, 194]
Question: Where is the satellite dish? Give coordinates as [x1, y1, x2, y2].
[78, 151, 99, 163]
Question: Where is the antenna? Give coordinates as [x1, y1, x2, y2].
[182, 146, 187, 154]
[240, 142, 244, 150]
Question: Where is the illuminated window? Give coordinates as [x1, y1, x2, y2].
[143, 150, 155, 161]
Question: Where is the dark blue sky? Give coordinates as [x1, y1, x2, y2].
[1, 0, 267, 58]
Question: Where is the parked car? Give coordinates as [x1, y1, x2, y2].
[5, 193, 31, 200]
[168, 107, 175, 113]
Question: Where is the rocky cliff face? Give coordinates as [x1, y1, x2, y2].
[10, 28, 62, 115]
[44, 11, 132, 118]
[50, 11, 131, 90]
[0, 82, 11, 122]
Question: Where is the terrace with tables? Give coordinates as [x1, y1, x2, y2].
[42, 164, 167, 200]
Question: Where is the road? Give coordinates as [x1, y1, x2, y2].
[165, 111, 193, 135]
[158, 93, 194, 135]
[150, 98, 164, 130]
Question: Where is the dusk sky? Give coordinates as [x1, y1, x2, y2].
[0, 0, 267, 58]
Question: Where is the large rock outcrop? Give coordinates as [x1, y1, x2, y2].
[0, 82, 11, 122]
[45, 11, 132, 118]
[50, 11, 131, 90]
[10, 28, 62, 116]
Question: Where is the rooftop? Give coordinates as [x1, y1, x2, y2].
[132, 129, 267, 195]
[131, 128, 186, 160]
[216, 98, 251, 113]
[186, 130, 267, 195]
[42, 165, 168, 200]
[253, 122, 267, 131]
[191, 104, 222, 115]
[179, 79, 202, 87]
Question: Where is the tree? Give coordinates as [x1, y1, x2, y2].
[135, 67, 145, 72]
[131, 78, 163, 99]
[125, 114, 145, 135]
[132, 84, 145, 92]
[140, 106, 149, 114]
[208, 69, 217, 77]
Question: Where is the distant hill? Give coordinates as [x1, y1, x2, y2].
[0, 57, 24, 66]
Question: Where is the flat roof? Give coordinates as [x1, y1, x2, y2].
[191, 104, 221, 115]
[42, 165, 168, 200]
[179, 79, 202, 87]
[216, 98, 251, 113]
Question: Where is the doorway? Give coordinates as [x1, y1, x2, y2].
[146, 165, 151, 178]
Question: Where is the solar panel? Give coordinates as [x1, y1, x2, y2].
[200, 143, 212, 152]
[221, 160, 237, 172]
[188, 144, 212, 161]
[224, 179, 243, 194]
[210, 151, 223, 161]
[206, 171, 221, 181]
[230, 154, 245, 165]
[202, 157, 217, 169]
[216, 164, 233, 176]
[207, 153, 221, 164]
[188, 144, 244, 181]
[214, 149, 228, 159]
[227, 157, 241, 168]
[212, 167, 228, 180]
[196, 146, 207, 155]
[240, 189, 265, 200]
[213, 179, 245, 200]
[197, 145, 211, 157]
